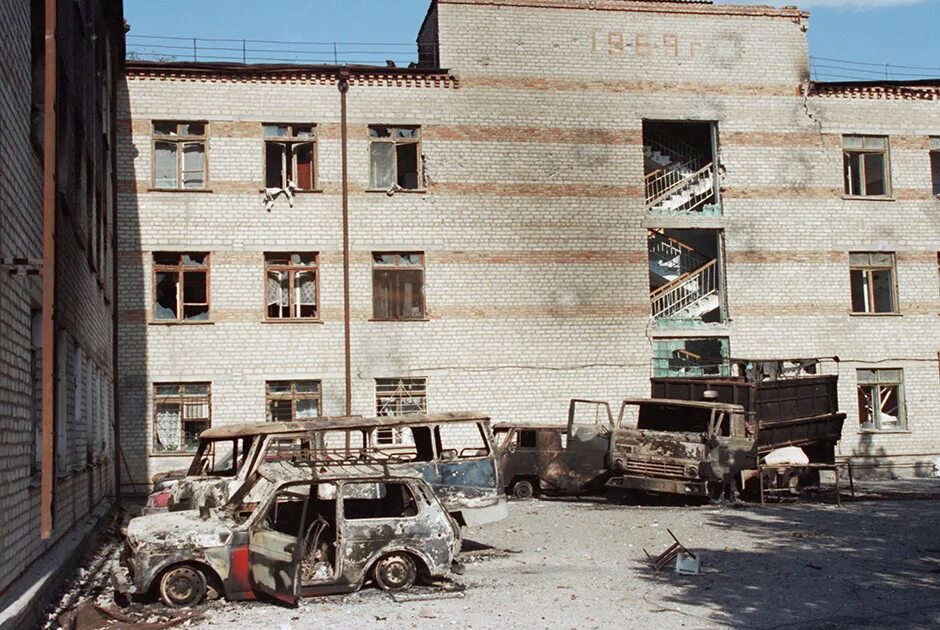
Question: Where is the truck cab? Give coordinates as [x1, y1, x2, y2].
[606, 398, 754, 500]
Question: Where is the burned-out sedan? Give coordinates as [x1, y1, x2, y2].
[115, 462, 462, 607]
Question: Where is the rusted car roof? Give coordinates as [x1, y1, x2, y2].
[492, 423, 568, 431]
[256, 460, 417, 483]
[199, 412, 491, 439]
[621, 398, 746, 413]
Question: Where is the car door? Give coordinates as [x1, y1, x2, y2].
[247, 483, 311, 605]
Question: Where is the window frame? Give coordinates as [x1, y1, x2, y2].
[375, 377, 428, 444]
[371, 252, 426, 321]
[152, 382, 212, 454]
[265, 380, 323, 422]
[856, 369, 907, 432]
[263, 252, 320, 321]
[368, 125, 423, 191]
[849, 252, 898, 315]
[842, 135, 891, 198]
[930, 137, 940, 198]
[151, 121, 208, 191]
[262, 123, 319, 191]
[152, 252, 211, 323]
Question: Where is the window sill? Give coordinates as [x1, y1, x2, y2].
[841, 195, 895, 202]
[858, 429, 910, 435]
[258, 188, 324, 194]
[365, 188, 427, 194]
[149, 320, 216, 326]
[849, 312, 902, 317]
[148, 188, 213, 193]
[261, 319, 324, 325]
[369, 317, 430, 322]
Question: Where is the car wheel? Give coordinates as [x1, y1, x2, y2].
[373, 553, 417, 591]
[512, 480, 534, 500]
[158, 565, 207, 608]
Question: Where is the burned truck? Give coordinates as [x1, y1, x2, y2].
[606, 365, 847, 500]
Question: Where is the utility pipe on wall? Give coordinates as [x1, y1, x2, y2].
[338, 68, 352, 417]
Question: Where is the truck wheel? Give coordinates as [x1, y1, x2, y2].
[512, 480, 535, 500]
[158, 565, 207, 608]
[374, 553, 417, 591]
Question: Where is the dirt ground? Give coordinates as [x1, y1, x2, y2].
[45, 480, 940, 630]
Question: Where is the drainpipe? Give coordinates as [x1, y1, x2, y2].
[338, 68, 352, 417]
[40, 0, 58, 540]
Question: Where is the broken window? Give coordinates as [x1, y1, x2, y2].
[648, 228, 724, 323]
[153, 121, 207, 190]
[436, 422, 491, 460]
[343, 482, 418, 520]
[843, 135, 890, 197]
[153, 383, 211, 453]
[931, 137, 940, 197]
[642, 121, 719, 214]
[850, 252, 897, 314]
[152, 252, 210, 322]
[516, 430, 538, 449]
[369, 126, 421, 190]
[266, 380, 322, 422]
[264, 253, 318, 320]
[263, 124, 317, 190]
[375, 377, 427, 444]
[857, 369, 906, 431]
[372, 252, 425, 320]
[652, 337, 730, 378]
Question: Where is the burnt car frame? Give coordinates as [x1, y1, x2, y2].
[116, 461, 461, 607]
[493, 399, 613, 498]
[147, 413, 507, 527]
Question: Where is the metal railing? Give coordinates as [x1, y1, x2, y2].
[126, 35, 437, 67]
[648, 231, 709, 275]
[650, 259, 719, 320]
[645, 161, 712, 209]
[645, 135, 706, 168]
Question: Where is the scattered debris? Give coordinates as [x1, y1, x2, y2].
[643, 529, 698, 575]
[263, 180, 300, 211]
[56, 601, 203, 630]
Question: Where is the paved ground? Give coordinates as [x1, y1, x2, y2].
[45, 480, 940, 630]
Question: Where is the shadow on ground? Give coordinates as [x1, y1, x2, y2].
[638, 500, 940, 629]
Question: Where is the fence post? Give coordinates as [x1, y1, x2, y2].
[243, 39, 247, 64]
[193, 37, 197, 62]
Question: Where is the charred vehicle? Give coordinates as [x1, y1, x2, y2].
[116, 462, 461, 607]
[493, 400, 613, 498]
[606, 366, 847, 500]
[146, 413, 507, 527]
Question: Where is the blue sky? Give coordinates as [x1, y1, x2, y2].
[124, 0, 940, 81]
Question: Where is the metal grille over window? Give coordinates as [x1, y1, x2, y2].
[153, 383, 210, 452]
[369, 126, 421, 190]
[264, 253, 318, 319]
[153, 122, 207, 190]
[375, 378, 428, 444]
[153, 253, 210, 321]
[857, 369, 905, 431]
[264, 124, 317, 190]
[372, 252, 425, 320]
[843, 135, 890, 197]
[849, 252, 897, 314]
[266, 380, 322, 422]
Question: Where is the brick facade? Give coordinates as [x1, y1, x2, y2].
[117, 0, 940, 488]
[0, 0, 122, 595]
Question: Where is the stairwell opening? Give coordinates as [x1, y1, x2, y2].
[648, 228, 725, 326]
[642, 121, 720, 215]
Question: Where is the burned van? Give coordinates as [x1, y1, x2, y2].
[147, 413, 507, 527]
[115, 462, 461, 607]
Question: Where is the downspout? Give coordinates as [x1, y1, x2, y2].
[111, 23, 124, 508]
[40, 0, 58, 540]
[338, 68, 352, 417]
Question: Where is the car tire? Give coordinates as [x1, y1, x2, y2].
[512, 480, 535, 500]
[158, 565, 207, 608]
[373, 553, 417, 592]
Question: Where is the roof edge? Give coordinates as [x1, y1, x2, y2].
[435, 0, 808, 19]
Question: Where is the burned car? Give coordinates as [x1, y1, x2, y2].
[116, 461, 461, 607]
[493, 399, 613, 498]
[146, 413, 507, 527]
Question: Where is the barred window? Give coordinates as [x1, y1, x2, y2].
[857, 369, 906, 431]
[266, 380, 322, 422]
[153, 383, 210, 453]
[375, 377, 427, 444]
[265, 253, 318, 320]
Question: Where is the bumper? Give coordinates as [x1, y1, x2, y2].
[459, 500, 508, 527]
[606, 475, 707, 496]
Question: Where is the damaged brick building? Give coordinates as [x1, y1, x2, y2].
[115, 0, 940, 494]
[0, 0, 124, 623]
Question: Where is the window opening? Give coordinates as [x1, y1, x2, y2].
[153, 121, 207, 190]
[850, 252, 897, 314]
[857, 369, 905, 431]
[265, 253, 319, 320]
[153, 252, 210, 321]
[266, 380, 322, 422]
[369, 126, 421, 190]
[372, 252, 425, 320]
[375, 377, 427, 444]
[843, 135, 890, 197]
[264, 124, 317, 190]
[153, 383, 211, 453]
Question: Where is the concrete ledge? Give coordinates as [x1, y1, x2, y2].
[0, 501, 114, 630]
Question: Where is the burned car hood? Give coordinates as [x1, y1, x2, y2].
[126, 509, 234, 550]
